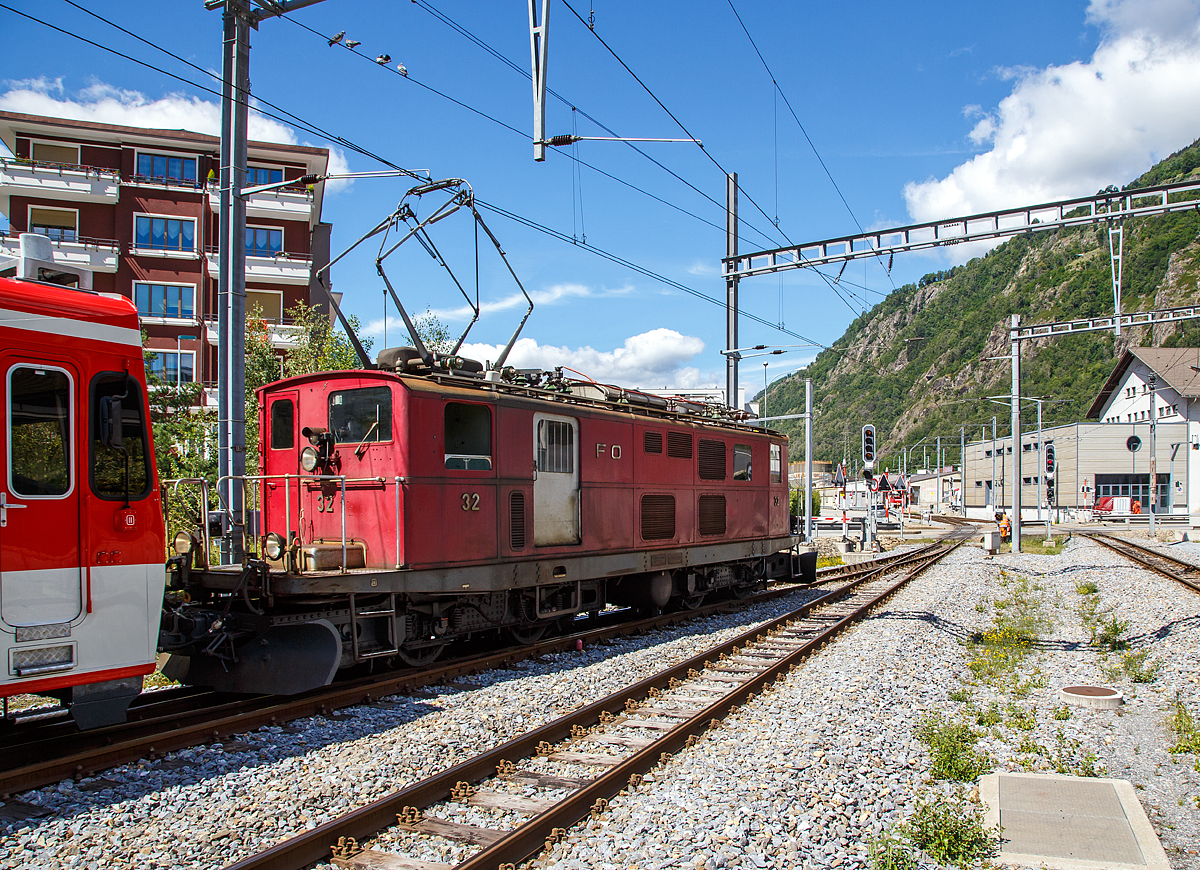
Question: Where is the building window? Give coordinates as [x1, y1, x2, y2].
[136, 153, 197, 183]
[135, 215, 195, 252]
[248, 166, 284, 186]
[134, 283, 195, 320]
[31, 141, 80, 165]
[28, 206, 77, 242]
[146, 350, 195, 384]
[246, 226, 283, 256]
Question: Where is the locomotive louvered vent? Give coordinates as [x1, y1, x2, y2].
[640, 494, 676, 540]
[698, 494, 727, 536]
[698, 439, 726, 480]
[666, 431, 692, 459]
[644, 431, 663, 454]
[510, 491, 526, 550]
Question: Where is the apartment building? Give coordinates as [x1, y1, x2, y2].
[0, 111, 332, 405]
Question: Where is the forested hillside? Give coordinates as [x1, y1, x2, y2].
[765, 137, 1200, 466]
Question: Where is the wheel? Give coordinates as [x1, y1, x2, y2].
[730, 584, 756, 600]
[678, 593, 706, 611]
[397, 641, 447, 668]
[505, 623, 549, 645]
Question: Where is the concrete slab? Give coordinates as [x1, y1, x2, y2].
[980, 772, 1170, 870]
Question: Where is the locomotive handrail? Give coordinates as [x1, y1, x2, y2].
[166, 477, 214, 565]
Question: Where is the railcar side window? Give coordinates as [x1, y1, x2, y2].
[770, 443, 782, 483]
[329, 387, 392, 445]
[270, 399, 294, 450]
[733, 444, 752, 481]
[445, 402, 492, 470]
[9, 366, 72, 497]
[89, 373, 151, 500]
[537, 420, 574, 473]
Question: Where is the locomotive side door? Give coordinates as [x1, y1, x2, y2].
[533, 413, 580, 546]
[1, 358, 83, 629]
[263, 391, 301, 548]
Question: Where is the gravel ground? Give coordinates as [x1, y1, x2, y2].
[3, 536, 1197, 870]
[530, 536, 1200, 870]
[0, 590, 828, 870]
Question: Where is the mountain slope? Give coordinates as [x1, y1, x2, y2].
[765, 137, 1200, 466]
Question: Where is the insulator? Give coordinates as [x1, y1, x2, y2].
[547, 135, 579, 147]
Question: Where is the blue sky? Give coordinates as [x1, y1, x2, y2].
[3, 0, 1199, 391]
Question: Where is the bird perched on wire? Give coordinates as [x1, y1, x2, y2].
[328, 30, 344, 46]
[375, 54, 391, 64]
[345, 39, 360, 49]
[396, 63, 408, 76]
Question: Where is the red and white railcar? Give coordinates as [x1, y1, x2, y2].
[0, 235, 165, 728]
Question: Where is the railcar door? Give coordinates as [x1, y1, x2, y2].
[533, 413, 580, 546]
[263, 390, 301, 548]
[1, 358, 83, 630]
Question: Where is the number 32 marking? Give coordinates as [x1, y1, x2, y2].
[461, 492, 480, 511]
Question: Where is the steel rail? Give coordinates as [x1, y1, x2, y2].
[1082, 532, 1200, 594]
[223, 541, 959, 870]
[0, 552, 922, 796]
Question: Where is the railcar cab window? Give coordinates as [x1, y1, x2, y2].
[733, 444, 752, 481]
[444, 402, 492, 470]
[89, 373, 151, 500]
[770, 444, 782, 483]
[8, 366, 72, 497]
[329, 387, 391, 445]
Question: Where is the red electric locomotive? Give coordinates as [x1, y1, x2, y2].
[160, 180, 803, 695]
[162, 361, 798, 694]
[0, 234, 165, 728]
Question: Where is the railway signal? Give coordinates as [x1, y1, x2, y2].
[862, 424, 876, 465]
[1045, 444, 1056, 506]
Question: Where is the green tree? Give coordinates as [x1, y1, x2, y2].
[411, 306, 454, 354]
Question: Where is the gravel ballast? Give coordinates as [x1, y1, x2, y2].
[2, 536, 1198, 870]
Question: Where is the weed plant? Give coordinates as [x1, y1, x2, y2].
[1052, 728, 1105, 777]
[1109, 649, 1160, 683]
[816, 554, 844, 569]
[916, 714, 993, 781]
[966, 571, 1050, 683]
[903, 787, 1001, 869]
[947, 688, 972, 703]
[1075, 580, 1099, 595]
[1005, 703, 1037, 731]
[1092, 614, 1131, 651]
[868, 832, 917, 870]
[1168, 694, 1200, 755]
[1053, 705, 1072, 721]
[973, 703, 1001, 727]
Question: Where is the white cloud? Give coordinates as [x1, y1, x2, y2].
[0, 80, 353, 191]
[423, 282, 633, 322]
[450, 328, 710, 389]
[904, 0, 1200, 232]
[686, 259, 719, 276]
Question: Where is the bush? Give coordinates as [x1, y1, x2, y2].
[917, 715, 993, 782]
[1169, 694, 1200, 755]
[903, 787, 1001, 869]
[1092, 614, 1130, 651]
[869, 832, 917, 870]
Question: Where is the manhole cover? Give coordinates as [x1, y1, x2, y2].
[1060, 685, 1123, 709]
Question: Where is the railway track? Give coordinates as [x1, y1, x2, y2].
[0, 546, 932, 798]
[223, 539, 961, 870]
[1083, 532, 1200, 594]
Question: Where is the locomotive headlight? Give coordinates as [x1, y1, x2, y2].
[263, 532, 285, 560]
[173, 530, 197, 556]
[300, 446, 319, 472]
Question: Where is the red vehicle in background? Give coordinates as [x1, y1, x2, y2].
[0, 234, 165, 728]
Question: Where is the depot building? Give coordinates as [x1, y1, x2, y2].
[961, 348, 1200, 520]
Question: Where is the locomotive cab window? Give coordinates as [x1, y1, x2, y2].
[329, 386, 391, 445]
[770, 444, 782, 483]
[445, 402, 492, 470]
[733, 444, 752, 481]
[8, 365, 73, 497]
[89, 373, 151, 500]
[270, 399, 294, 450]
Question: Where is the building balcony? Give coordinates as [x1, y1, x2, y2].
[203, 314, 304, 350]
[0, 157, 120, 204]
[204, 246, 313, 286]
[206, 182, 316, 222]
[0, 229, 120, 273]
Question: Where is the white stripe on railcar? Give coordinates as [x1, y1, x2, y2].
[0, 306, 141, 347]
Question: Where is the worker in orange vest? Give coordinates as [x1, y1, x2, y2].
[999, 513, 1012, 543]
